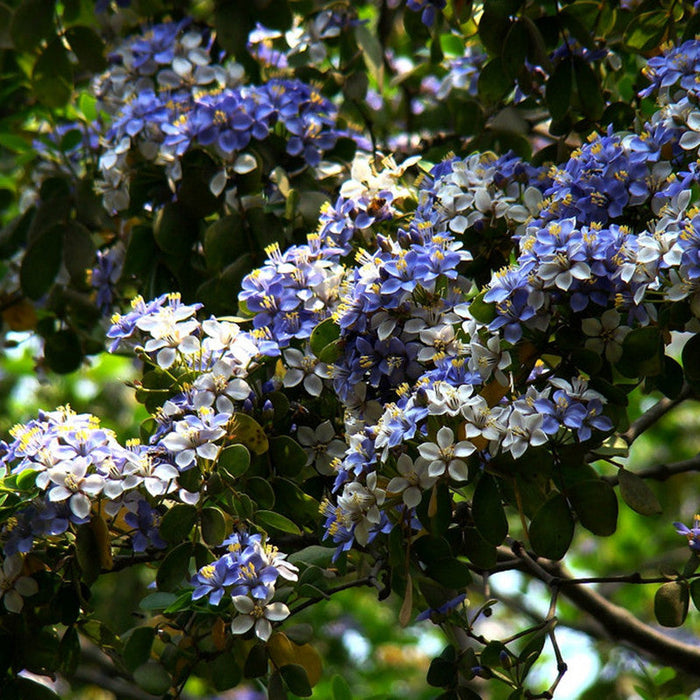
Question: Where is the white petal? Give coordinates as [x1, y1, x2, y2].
[255, 618, 272, 641]
[264, 602, 289, 621]
[232, 595, 254, 614]
[231, 615, 255, 635]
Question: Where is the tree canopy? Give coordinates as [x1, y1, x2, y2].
[3, 1, 700, 698]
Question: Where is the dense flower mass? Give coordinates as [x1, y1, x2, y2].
[8, 6, 700, 698]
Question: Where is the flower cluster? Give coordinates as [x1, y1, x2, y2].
[191, 529, 298, 641]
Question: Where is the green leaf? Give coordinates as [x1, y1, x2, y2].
[462, 526, 498, 569]
[255, 510, 301, 535]
[529, 493, 574, 560]
[310, 318, 341, 358]
[479, 8, 511, 54]
[156, 542, 192, 592]
[287, 545, 335, 568]
[624, 11, 668, 52]
[10, 0, 56, 51]
[139, 592, 177, 611]
[690, 578, 700, 611]
[63, 220, 95, 285]
[618, 469, 662, 516]
[75, 522, 102, 584]
[20, 223, 64, 299]
[468, 290, 496, 324]
[218, 444, 251, 478]
[204, 213, 247, 272]
[4, 678, 60, 700]
[502, 20, 528, 80]
[231, 413, 269, 455]
[201, 507, 227, 546]
[573, 56, 603, 121]
[247, 476, 275, 509]
[518, 631, 545, 680]
[33, 35, 73, 108]
[332, 674, 353, 700]
[211, 649, 243, 691]
[58, 626, 80, 677]
[618, 326, 663, 378]
[427, 558, 472, 589]
[44, 328, 83, 374]
[478, 57, 512, 104]
[654, 581, 689, 627]
[568, 479, 618, 536]
[270, 435, 308, 477]
[133, 662, 172, 696]
[354, 23, 383, 86]
[159, 504, 197, 543]
[472, 473, 508, 546]
[244, 642, 268, 678]
[281, 664, 312, 697]
[546, 58, 573, 122]
[153, 202, 197, 257]
[269, 670, 288, 700]
[65, 26, 106, 72]
[682, 334, 700, 383]
[123, 627, 155, 673]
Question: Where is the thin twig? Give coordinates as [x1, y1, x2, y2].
[603, 454, 700, 486]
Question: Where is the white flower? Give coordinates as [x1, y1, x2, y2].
[418, 427, 475, 481]
[581, 309, 631, 363]
[0, 555, 38, 613]
[297, 421, 346, 475]
[282, 347, 330, 397]
[501, 410, 548, 459]
[230, 591, 290, 641]
[387, 455, 436, 508]
[47, 457, 104, 519]
[469, 335, 511, 386]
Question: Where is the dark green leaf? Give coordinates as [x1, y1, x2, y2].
[159, 504, 197, 543]
[473, 473, 508, 546]
[204, 213, 246, 272]
[624, 11, 668, 52]
[75, 522, 101, 584]
[44, 328, 83, 374]
[65, 26, 106, 72]
[568, 479, 618, 536]
[20, 224, 64, 299]
[10, 0, 56, 51]
[133, 662, 172, 696]
[247, 476, 276, 509]
[244, 642, 268, 678]
[462, 526, 498, 569]
[529, 493, 574, 560]
[618, 469, 662, 516]
[255, 510, 301, 535]
[58, 626, 80, 677]
[427, 558, 472, 589]
[478, 58, 512, 104]
[139, 592, 177, 611]
[63, 221, 95, 285]
[280, 663, 312, 697]
[690, 578, 700, 611]
[546, 58, 573, 122]
[218, 443, 251, 478]
[156, 542, 192, 591]
[33, 35, 73, 108]
[654, 581, 689, 627]
[123, 627, 155, 673]
[468, 290, 496, 323]
[479, 9, 511, 55]
[270, 435, 307, 477]
[269, 670, 288, 700]
[4, 678, 60, 700]
[153, 202, 197, 257]
[682, 334, 700, 383]
[502, 20, 528, 80]
[518, 631, 545, 679]
[573, 56, 603, 121]
[211, 650, 243, 691]
[619, 326, 663, 378]
[201, 507, 227, 546]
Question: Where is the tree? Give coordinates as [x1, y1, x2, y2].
[3, 0, 700, 698]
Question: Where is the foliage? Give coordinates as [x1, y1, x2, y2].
[3, 1, 700, 698]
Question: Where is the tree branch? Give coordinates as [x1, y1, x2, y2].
[497, 548, 700, 677]
[622, 385, 693, 447]
[603, 454, 700, 487]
